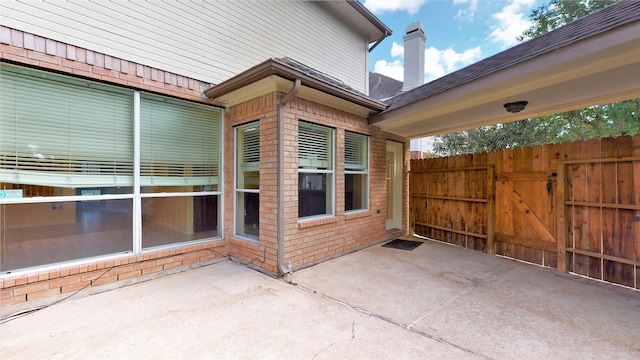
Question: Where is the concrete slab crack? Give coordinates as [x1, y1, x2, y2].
[311, 317, 358, 359]
[297, 284, 493, 360]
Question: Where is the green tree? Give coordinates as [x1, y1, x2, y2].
[432, 0, 639, 157]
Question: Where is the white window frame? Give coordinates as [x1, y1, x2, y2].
[0, 64, 224, 274]
[298, 121, 335, 220]
[234, 121, 260, 241]
[344, 131, 369, 213]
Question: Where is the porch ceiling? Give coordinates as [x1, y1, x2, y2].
[369, 13, 640, 139]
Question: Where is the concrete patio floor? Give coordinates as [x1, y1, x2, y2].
[1, 237, 639, 359]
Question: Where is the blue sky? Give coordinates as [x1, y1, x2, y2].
[364, 0, 546, 83]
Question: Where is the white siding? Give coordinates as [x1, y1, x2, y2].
[1, 0, 368, 92]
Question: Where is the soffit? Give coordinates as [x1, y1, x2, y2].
[320, 1, 391, 43]
[370, 1, 640, 138]
[210, 75, 376, 118]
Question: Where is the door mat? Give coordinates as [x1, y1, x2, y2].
[382, 239, 423, 251]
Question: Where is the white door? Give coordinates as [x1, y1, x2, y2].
[386, 141, 403, 230]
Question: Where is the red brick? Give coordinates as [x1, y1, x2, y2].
[91, 274, 119, 286]
[155, 257, 176, 266]
[1, 288, 13, 299]
[118, 270, 142, 281]
[2, 278, 16, 288]
[142, 265, 164, 275]
[49, 275, 82, 288]
[109, 265, 134, 276]
[13, 282, 50, 296]
[1, 45, 26, 57]
[27, 50, 61, 65]
[93, 66, 119, 79]
[121, 72, 143, 84]
[0, 294, 26, 306]
[61, 281, 90, 294]
[27, 288, 61, 301]
[81, 271, 108, 282]
[163, 261, 182, 270]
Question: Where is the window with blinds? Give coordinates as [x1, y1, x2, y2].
[298, 121, 332, 170]
[140, 94, 221, 187]
[240, 124, 260, 173]
[345, 131, 368, 171]
[298, 121, 334, 218]
[344, 131, 369, 212]
[235, 121, 260, 240]
[0, 64, 134, 189]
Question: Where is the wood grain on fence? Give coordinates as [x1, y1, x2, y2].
[410, 134, 639, 289]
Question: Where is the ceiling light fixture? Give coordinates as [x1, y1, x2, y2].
[503, 101, 528, 113]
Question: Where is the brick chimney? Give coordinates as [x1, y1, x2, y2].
[402, 22, 426, 92]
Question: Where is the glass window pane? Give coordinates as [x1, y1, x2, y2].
[299, 121, 333, 170]
[0, 199, 133, 273]
[236, 192, 259, 240]
[345, 173, 367, 211]
[299, 172, 332, 217]
[0, 64, 134, 196]
[345, 131, 368, 171]
[235, 122, 260, 239]
[140, 94, 221, 193]
[142, 195, 219, 249]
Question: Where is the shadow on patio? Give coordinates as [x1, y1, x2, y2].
[1, 237, 638, 359]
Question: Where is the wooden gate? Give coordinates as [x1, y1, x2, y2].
[557, 137, 639, 289]
[410, 157, 494, 253]
[410, 135, 639, 290]
[494, 144, 558, 268]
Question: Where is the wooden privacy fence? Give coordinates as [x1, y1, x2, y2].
[410, 135, 639, 290]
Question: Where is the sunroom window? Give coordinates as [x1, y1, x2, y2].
[139, 94, 221, 249]
[235, 121, 260, 240]
[298, 121, 334, 219]
[0, 64, 134, 271]
[0, 63, 222, 273]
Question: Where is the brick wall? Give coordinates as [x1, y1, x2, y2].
[0, 242, 227, 308]
[227, 93, 408, 272]
[0, 26, 228, 309]
[223, 93, 280, 273]
[281, 97, 408, 269]
[0, 25, 410, 307]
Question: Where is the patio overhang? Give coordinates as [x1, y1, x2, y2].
[369, 7, 640, 138]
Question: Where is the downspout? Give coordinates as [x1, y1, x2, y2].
[277, 78, 301, 275]
[368, 31, 390, 53]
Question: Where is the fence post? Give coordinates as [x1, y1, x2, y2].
[556, 163, 567, 273]
[486, 165, 496, 255]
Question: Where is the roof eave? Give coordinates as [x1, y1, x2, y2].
[204, 59, 387, 112]
[346, 0, 392, 40]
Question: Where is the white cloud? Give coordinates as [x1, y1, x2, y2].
[363, 0, 428, 15]
[390, 41, 405, 58]
[453, 0, 478, 21]
[487, 0, 536, 48]
[424, 46, 481, 82]
[373, 43, 482, 83]
[373, 59, 404, 81]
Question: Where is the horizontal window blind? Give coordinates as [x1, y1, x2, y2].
[299, 121, 332, 170]
[140, 94, 221, 186]
[345, 131, 368, 171]
[0, 65, 134, 188]
[240, 124, 260, 172]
